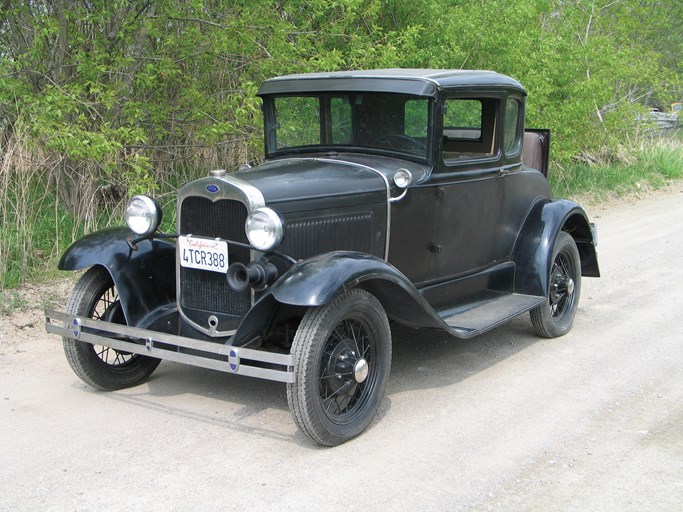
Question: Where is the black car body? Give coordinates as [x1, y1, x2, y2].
[46, 69, 599, 445]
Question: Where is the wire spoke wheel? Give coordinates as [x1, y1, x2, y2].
[287, 289, 391, 446]
[530, 232, 581, 338]
[319, 318, 376, 419]
[549, 252, 576, 319]
[62, 266, 160, 390]
[88, 282, 137, 367]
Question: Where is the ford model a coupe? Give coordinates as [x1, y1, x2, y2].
[45, 70, 599, 446]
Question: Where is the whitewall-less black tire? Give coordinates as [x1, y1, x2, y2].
[287, 289, 392, 446]
[62, 266, 160, 390]
[530, 232, 582, 338]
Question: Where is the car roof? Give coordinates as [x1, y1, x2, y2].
[257, 69, 526, 97]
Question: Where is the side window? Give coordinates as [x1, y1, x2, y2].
[443, 99, 482, 140]
[442, 98, 498, 164]
[274, 96, 320, 148]
[504, 98, 522, 155]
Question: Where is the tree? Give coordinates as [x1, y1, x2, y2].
[0, 0, 680, 217]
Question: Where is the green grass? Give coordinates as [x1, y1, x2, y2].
[0, 185, 115, 289]
[0, 289, 28, 316]
[549, 132, 683, 200]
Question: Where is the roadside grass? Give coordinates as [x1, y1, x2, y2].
[0, 289, 28, 316]
[1, 132, 682, 290]
[550, 132, 683, 200]
[0, 185, 112, 289]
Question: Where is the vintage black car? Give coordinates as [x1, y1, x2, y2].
[46, 69, 600, 446]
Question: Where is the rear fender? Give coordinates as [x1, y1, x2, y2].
[513, 199, 600, 297]
[59, 227, 176, 326]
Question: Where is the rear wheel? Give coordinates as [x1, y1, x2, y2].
[62, 266, 160, 390]
[287, 289, 392, 446]
[530, 232, 582, 338]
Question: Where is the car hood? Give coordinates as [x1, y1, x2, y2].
[232, 156, 390, 207]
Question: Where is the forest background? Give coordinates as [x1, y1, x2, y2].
[1, 0, 682, 289]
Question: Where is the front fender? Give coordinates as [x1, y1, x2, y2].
[512, 199, 599, 297]
[270, 251, 445, 328]
[59, 227, 176, 326]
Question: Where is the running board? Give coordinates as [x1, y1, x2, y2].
[441, 293, 546, 338]
[45, 310, 295, 383]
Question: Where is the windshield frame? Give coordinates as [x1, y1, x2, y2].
[262, 92, 434, 164]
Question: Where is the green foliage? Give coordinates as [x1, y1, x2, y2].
[2, 0, 680, 172]
[0, 0, 681, 288]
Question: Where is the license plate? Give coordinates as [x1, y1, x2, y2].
[178, 236, 229, 273]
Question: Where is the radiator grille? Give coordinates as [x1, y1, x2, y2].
[179, 196, 251, 316]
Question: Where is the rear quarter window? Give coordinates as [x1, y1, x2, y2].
[504, 98, 522, 156]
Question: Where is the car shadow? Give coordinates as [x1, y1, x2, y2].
[388, 315, 542, 394]
[90, 314, 545, 446]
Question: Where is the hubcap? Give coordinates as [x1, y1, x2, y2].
[354, 358, 369, 383]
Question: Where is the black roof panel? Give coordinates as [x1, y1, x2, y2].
[257, 69, 525, 97]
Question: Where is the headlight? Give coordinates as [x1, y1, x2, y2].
[245, 207, 284, 251]
[125, 195, 162, 236]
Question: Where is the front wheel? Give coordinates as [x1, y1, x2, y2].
[530, 231, 582, 338]
[62, 266, 160, 390]
[287, 289, 392, 446]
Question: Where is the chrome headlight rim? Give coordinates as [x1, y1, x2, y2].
[125, 195, 162, 236]
[245, 207, 284, 252]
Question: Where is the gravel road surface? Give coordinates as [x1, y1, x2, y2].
[1, 186, 682, 511]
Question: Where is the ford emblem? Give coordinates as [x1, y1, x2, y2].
[206, 184, 219, 193]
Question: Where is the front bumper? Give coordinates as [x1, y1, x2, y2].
[45, 309, 294, 383]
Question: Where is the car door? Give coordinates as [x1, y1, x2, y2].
[421, 95, 502, 283]
[425, 93, 553, 289]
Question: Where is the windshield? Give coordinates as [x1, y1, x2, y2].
[264, 93, 431, 160]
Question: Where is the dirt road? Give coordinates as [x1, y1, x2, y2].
[2, 186, 682, 511]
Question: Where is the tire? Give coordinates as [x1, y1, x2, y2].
[530, 231, 582, 338]
[62, 266, 160, 390]
[287, 289, 392, 446]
